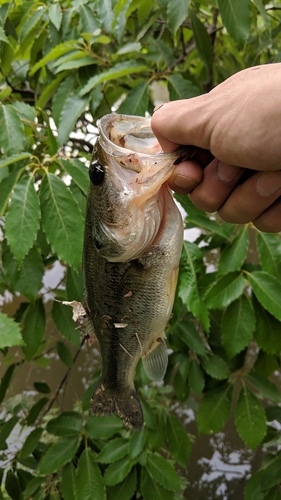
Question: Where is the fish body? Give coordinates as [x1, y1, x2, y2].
[83, 113, 183, 429]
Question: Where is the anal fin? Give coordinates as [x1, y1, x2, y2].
[142, 337, 168, 381]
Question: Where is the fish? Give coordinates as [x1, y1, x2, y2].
[83, 113, 184, 430]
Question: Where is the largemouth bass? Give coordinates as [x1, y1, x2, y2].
[83, 113, 183, 430]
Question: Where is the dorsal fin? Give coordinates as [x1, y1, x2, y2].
[142, 337, 168, 381]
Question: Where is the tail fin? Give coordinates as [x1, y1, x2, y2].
[90, 382, 143, 431]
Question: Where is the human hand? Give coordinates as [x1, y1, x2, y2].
[151, 64, 281, 232]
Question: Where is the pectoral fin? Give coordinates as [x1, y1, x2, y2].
[142, 337, 168, 381]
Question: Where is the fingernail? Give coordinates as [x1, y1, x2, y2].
[217, 162, 243, 181]
[153, 103, 164, 113]
[256, 171, 281, 196]
[174, 174, 198, 190]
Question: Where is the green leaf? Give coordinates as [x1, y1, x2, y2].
[0, 104, 25, 155]
[27, 397, 49, 426]
[34, 382, 51, 394]
[22, 299, 46, 359]
[167, 74, 201, 100]
[189, 360, 205, 394]
[218, 226, 249, 275]
[86, 415, 124, 440]
[60, 159, 89, 196]
[166, 0, 190, 35]
[98, 0, 114, 33]
[5, 176, 40, 262]
[253, 296, 281, 354]
[57, 93, 89, 145]
[46, 412, 83, 436]
[217, 0, 251, 42]
[5, 470, 23, 500]
[118, 80, 149, 116]
[197, 383, 233, 434]
[0, 166, 24, 215]
[178, 241, 209, 331]
[30, 41, 79, 75]
[76, 448, 105, 500]
[247, 271, 281, 321]
[0, 364, 16, 404]
[96, 438, 129, 464]
[79, 61, 149, 96]
[104, 456, 133, 487]
[256, 232, 281, 278]
[190, 10, 212, 69]
[221, 295, 255, 357]
[141, 468, 174, 500]
[0, 153, 31, 170]
[235, 385, 267, 449]
[15, 246, 44, 302]
[19, 428, 43, 459]
[204, 272, 246, 309]
[145, 452, 181, 491]
[19, 7, 46, 42]
[66, 267, 84, 301]
[36, 72, 66, 109]
[39, 173, 84, 269]
[107, 467, 137, 500]
[80, 4, 100, 33]
[0, 312, 24, 349]
[52, 75, 75, 125]
[61, 463, 77, 500]
[166, 414, 191, 466]
[245, 372, 281, 403]
[56, 341, 73, 367]
[49, 3, 62, 31]
[252, 0, 270, 32]
[129, 428, 147, 460]
[23, 477, 44, 499]
[0, 26, 10, 44]
[201, 355, 230, 380]
[177, 322, 206, 356]
[52, 301, 80, 347]
[39, 435, 80, 475]
[0, 416, 19, 450]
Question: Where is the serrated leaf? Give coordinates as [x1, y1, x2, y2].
[217, 0, 251, 42]
[19, 7, 46, 42]
[27, 397, 49, 426]
[76, 448, 105, 500]
[235, 385, 267, 449]
[5, 176, 40, 262]
[36, 72, 66, 109]
[129, 428, 146, 460]
[0, 312, 24, 349]
[0, 364, 16, 404]
[39, 435, 80, 475]
[178, 241, 209, 331]
[5, 470, 22, 500]
[60, 159, 89, 196]
[52, 301, 80, 347]
[0, 153, 31, 170]
[247, 271, 281, 321]
[85, 415, 124, 440]
[0, 26, 10, 44]
[0, 416, 19, 450]
[104, 456, 133, 486]
[197, 383, 233, 434]
[19, 428, 43, 460]
[167, 74, 201, 100]
[22, 299, 46, 360]
[49, 3, 62, 31]
[253, 296, 281, 354]
[52, 75, 75, 125]
[246, 372, 281, 403]
[80, 61, 149, 96]
[218, 226, 249, 275]
[256, 232, 281, 278]
[141, 468, 174, 500]
[189, 360, 205, 394]
[23, 477, 44, 498]
[61, 463, 77, 500]
[107, 467, 137, 500]
[56, 340, 73, 367]
[177, 322, 206, 355]
[190, 10, 212, 69]
[118, 80, 149, 116]
[0, 167, 23, 215]
[0, 104, 25, 155]
[204, 272, 246, 309]
[30, 41, 78, 75]
[57, 93, 89, 145]
[80, 4, 100, 33]
[145, 452, 181, 491]
[15, 246, 44, 302]
[46, 412, 82, 436]
[201, 355, 230, 380]
[39, 173, 84, 269]
[96, 438, 129, 464]
[66, 267, 84, 301]
[55, 55, 96, 73]
[98, 0, 114, 33]
[166, 414, 191, 466]
[221, 295, 255, 357]
[166, 0, 190, 35]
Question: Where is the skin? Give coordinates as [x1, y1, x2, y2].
[151, 63, 281, 232]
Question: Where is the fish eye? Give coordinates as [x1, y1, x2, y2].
[89, 161, 105, 185]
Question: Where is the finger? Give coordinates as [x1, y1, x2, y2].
[253, 197, 281, 232]
[169, 160, 204, 194]
[218, 170, 281, 224]
[189, 159, 244, 212]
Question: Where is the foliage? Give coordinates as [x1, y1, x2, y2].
[1, 0, 281, 498]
